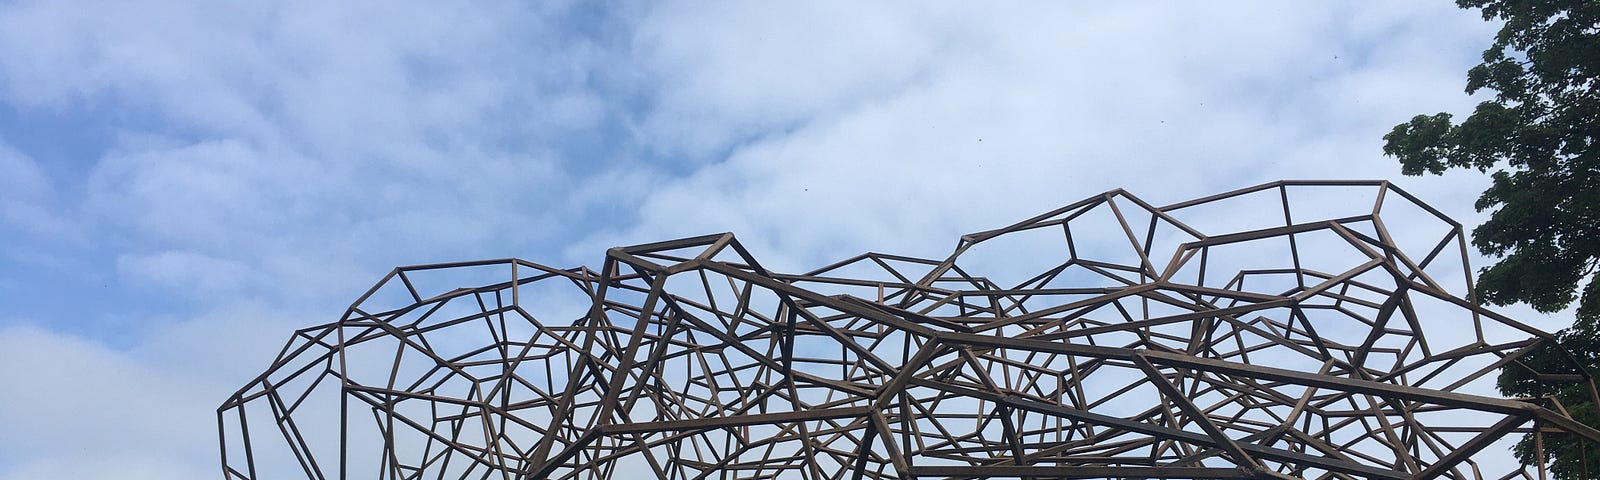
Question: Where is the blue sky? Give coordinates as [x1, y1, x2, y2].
[0, 2, 1569, 478]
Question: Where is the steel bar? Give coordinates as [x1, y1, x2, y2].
[219, 181, 1599, 479]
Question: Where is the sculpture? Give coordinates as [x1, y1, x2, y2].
[219, 180, 1600, 479]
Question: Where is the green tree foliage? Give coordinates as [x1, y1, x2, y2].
[1384, 1, 1600, 476]
[1495, 329, 1600, 478]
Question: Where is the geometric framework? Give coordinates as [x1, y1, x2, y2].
[219, 180, 1600, 479]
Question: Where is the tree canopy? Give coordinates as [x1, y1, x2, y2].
[1385, 0, 1600, 324]
[1384, 1, 1600, 477]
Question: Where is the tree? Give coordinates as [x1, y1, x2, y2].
[1383, 0, 1600, 477]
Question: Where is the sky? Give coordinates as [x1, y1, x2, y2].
[0, 1, 1575, 479]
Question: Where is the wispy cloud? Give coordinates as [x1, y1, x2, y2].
[0, 2, 1559, 478]
[584, 3, 1505, 272]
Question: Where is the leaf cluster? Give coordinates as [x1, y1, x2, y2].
[1498, 330, 1600, 478]
[1383, 0, 1600, 325]
[1390, 1, 1600, 477]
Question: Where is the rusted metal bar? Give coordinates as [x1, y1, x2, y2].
[220, 182, 1596, 480]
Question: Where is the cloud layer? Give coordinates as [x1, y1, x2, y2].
[0, 2, 1561, 478]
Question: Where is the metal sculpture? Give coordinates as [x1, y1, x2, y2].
[219, 180, 1600, 479]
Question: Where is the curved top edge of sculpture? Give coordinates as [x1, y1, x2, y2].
[220, 180, 1594, 480]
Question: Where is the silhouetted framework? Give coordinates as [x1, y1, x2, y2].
[221, 181, 1600, 480]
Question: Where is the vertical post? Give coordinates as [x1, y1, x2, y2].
[1536, 418, 1548, 480]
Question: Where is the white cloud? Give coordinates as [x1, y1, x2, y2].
[0, 300, 319, 480]
[116, 250, 258, 295]
[0, 2, 618, 474]
[589, 2, 1501, 272]
[88, 140, 295, 245]
[0, 0, 1571, 478]
[631, 2, 955, 157]
[0, 324, 218, 479]
[0, 142, 73, 241]
[3, 454, 212, 480]
[0, 142, 49, 200]
[0, 0, 616, 300]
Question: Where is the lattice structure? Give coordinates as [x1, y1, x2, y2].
[220, 180, 1600, 479]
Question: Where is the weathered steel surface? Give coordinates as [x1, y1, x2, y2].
[220, 181, 1597, 479]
